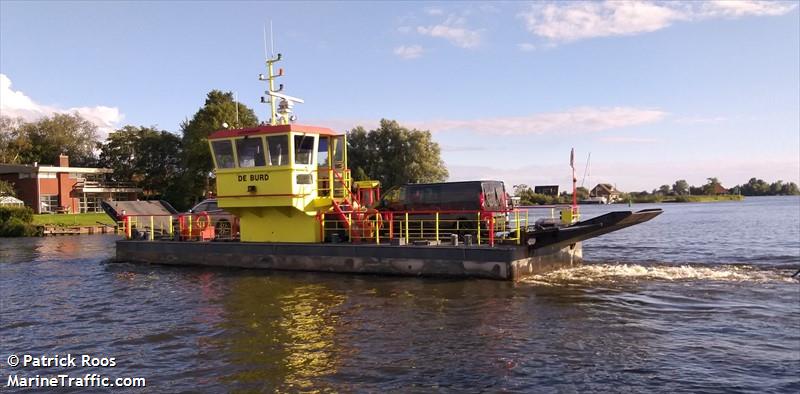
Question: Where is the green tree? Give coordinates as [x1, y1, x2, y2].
[98, 126, 182, 198]
[346, 119, 448, 190]
[16, 113, 99, 166]
[703, 177, 722, 195]
[769, 180, 784, 195]
[513, 184, 535, 205]
[0, 179, 16, 196]
[180, 90, 259, 202]
[672, 179, 688, 195]
[0, 116, 27, 164]
[780, 182, 799, 195]
[658, 184, 671, 195]
[576, 186, 590, 200]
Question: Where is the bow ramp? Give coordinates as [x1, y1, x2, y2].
[525, 209, 663, 251]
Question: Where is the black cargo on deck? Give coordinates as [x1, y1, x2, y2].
[379, 180, 510, 237]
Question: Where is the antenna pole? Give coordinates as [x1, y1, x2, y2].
[581, 152, 591, 188]
[262, 25, 268, 60]
[235, 92, 239, 127]
[270, 20, 275, 58]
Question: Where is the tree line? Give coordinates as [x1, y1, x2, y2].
[645, 177, 798, 197]
[0, 91, 448, 210]
[514, 176, 798, 206]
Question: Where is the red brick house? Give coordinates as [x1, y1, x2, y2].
[0, 155, 141, 214]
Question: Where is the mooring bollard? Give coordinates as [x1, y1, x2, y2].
[450, 233, 458, 246]
[464, 234, 473, 246]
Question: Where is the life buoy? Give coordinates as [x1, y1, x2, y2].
[364, 209, 383, 229]
[195, 212, 210, 231]
[351, 209, 383, 240]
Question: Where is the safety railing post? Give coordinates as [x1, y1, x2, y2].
[347, 213, 352, 242]
[150, 216, 154, 241]
[515, 210, 520, 245]
[476, 212, 481, 245]
[188, 214, 193, 240]
[435, 212, 439, 243]
[329, 168, 334, 197]
[375, 214, 380, 244]
[124, 216, 131, 239]
[169, 215, 174, 238]
[489, 216, 495, 247]
[321, 213, 326, 241]
[405, 212, 409, 243]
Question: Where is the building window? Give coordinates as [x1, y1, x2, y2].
[79, 196, 104, 213]
[40, 195, 59, 213]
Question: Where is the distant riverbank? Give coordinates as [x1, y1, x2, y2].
[626, 195, 745, 204]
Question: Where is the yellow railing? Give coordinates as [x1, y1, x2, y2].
[121, 213, 239, 241]
[316, 168, 352, 201]
[322, 209, 522, 246]
[321, 205, 579, 247]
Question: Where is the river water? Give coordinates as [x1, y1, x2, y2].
[1, 196, 798, 392]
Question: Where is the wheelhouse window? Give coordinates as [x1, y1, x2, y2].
[266, 135, 289, 166]
[332, 136, 344, 168]
[294, 135, 314, 165]
[317, 136, 329, 168]
[236, 137, 266, 168]
[211, 140, 236, 169]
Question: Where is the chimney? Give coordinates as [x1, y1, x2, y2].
[59, 154, 69, 167]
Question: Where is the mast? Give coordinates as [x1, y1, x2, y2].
[259, 53, 304, 125]
[571, 148, 577, 212]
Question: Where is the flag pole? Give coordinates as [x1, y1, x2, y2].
[571, 148, 577, 214]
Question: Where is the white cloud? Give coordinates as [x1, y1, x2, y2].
[408, 107, 667, 135]
[699, 0, 798, 17]
[517, 42, 537, 51]
[0, 74, 123, 138]
[394, 44, 424, 59]
[417, 15, 483, 49]
[519, 1, 797, 44]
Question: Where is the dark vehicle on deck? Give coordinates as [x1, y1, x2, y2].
[188, 199, 238, 239]
[379, 180, 510, 238]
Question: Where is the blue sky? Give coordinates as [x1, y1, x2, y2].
[1, 1, 798, 191]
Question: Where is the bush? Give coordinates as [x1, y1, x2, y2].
[0, 206, 38, 237]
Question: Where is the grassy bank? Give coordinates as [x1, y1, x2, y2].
[32, 212, 115, 227]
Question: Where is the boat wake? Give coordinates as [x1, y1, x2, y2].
[524, 263, 799, 285]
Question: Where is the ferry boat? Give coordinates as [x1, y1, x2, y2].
[111, 52, 662, 280]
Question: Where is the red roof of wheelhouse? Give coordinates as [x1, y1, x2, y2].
[208, 124, 340, 139]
